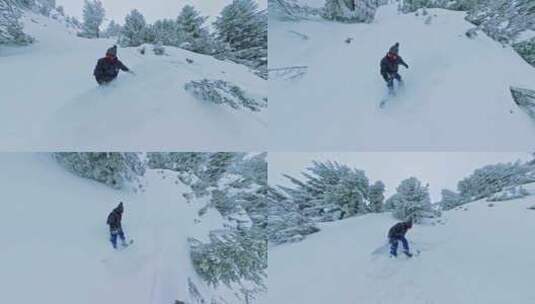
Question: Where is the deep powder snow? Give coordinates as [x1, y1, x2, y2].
[269, 4, 535, 151]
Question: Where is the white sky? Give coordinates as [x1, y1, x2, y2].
[57, 0, 267, 24]
[268, 152, 533, 202]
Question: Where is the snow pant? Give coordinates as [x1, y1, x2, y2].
[389, 236, 409, 257]
[382, 72, 402, 89]
[110, 228, 126, 249]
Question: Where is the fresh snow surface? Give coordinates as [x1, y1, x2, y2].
[295, 0, 325, 8]
[269, 4, 535, 151]
[263, 183, 535, 304]
[0, 13, 267, 151]
[0, 154, 233, 304]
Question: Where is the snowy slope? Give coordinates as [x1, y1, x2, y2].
[0, 154, 235, 304]
[263, 183, 535, 304]
[269, 4, 535, 150]
[0, 13, 267, 151]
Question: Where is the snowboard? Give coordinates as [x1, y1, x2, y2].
[398, 249, 421, 258]
[120, 239, 134, 249]
[371, 242, 421, 258]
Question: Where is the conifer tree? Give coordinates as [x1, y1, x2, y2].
[81, 0, 105, 38]
[176, 5, 212, 54]
[119, 9, 147, 47]
[214, 0, 267, 77]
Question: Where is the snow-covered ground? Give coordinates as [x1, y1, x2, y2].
[263, 183, 535, 304]
[295, 0, 324, 8]
[269, 4, 535, 150]
[0, 13, 267, 151]
[0, 154, 233, 304]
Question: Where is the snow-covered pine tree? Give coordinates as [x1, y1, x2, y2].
[168, 152, 268, 299]
[37, 0, 55, 16]
[401, 0, 480, 12]
[269, 0, 323, 20]
[323, 0, 378, 23]
[466, 0, 535, 67]
[231, 152, 268, 186]
[457, 161, 535, 201]
[513, 39, 535, 67]
[203, 152, 236, 185]
[53, 153, 145, 190]
[279, 160, 371, 222]
[438, 189, 463, 210]
[147, 152, 207, 175]
[0, 0, 32, 44]
[150, 18, 179, 46]
[80, 0, 105, 38]
[384, 192, 402, 211]
[119, 9, 147, 47]
[269, 0, 298, 20]
[486, 185, 530, 202]
[176, 5, 212, 54]
[214, 0, 267, 79]
[66, 16, 82, 29]
[267, 186, 319, 244]
[391, 177, 434, 223]
[184, 79, 267, 112]
[189, 229, 267, 289]
[369, 180, 386, 213]
[103, 20, 121, 38]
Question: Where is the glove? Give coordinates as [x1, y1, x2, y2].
[404, 63, 409, 69]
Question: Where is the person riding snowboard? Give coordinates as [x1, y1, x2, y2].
[93, 45, 132, 85]
[380, 42, 409, 92]
[387, 220, 413, 257]
[107, 202, 128, 249]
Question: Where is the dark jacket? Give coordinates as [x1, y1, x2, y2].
[380, 53, 408, 75]
[107, 204, 123, 231]
[388, 222, 411, 239]
[93, 56, 129, 84]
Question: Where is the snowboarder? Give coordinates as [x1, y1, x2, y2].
[106, 202, 128, 249]
[93, 45, 132, 85]
[387, 220, 413, 257]
[380, 42, 409, 93]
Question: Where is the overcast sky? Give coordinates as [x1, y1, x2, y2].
[269, 152, 532, 202]
[57, 0, 267, 24]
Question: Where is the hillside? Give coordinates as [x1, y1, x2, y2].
[263, 182, 535, 303]
[0, 12, 267, 151]
[0, 154, 247, 304]
[269, 3, 535, 150]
